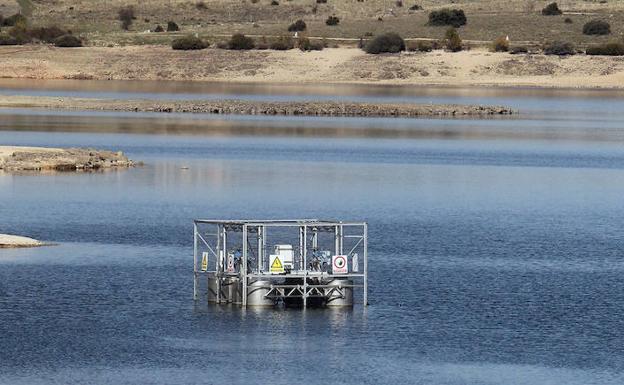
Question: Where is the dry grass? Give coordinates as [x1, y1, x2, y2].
[0, 0, 622, 47]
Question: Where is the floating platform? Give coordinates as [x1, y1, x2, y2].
[193, 219, 368, 308]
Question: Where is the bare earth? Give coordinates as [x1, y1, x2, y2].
[1, 46, 624, 89]
[0, 234, 45, 248]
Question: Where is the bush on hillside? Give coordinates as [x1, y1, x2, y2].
[171, 35, 208, 50]
[54, 34, 82, 47]
[269, 36, 294, 50]
[492, 36, 509, 52]
[2, 13, 27, 27]
[541, 2, 562, 16]
[298, 37, 324, 51]
[364, 32, 405, 54]
[288, 19, 306, 32]
[8, 24, 31, 44]
[428, 9, 466, 27]
[543, 41, 575, 55]
[583, 19, 610, 35]
[407, 40, 433, 52]
[509, 46, 528, 54]
[445, 28, 462, 52]
[118, 6, 135, 30]
[228, 33, 255, 50]
[586, 42, 624, 56]
[29, 26, 67, 43]
[326, 16, 339, 26]
[153, 25, 164, 32]
[0, 33, 20, 45]
[167, 21, 180, 32]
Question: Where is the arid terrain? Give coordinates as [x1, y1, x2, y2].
[1, 45, 624, 88]
[1, 0, 623, 46]
[0, 1, 623, 88]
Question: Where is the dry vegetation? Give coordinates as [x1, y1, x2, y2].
[0, 0, 622, 47]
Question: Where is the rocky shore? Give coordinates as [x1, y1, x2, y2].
[0, 94, 516, 118]
[0, 146, 134, 171]
[131, 100, 516, 117]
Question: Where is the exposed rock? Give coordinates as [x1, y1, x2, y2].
[117, 100, 517, 117]
[0, 146, 134, 171]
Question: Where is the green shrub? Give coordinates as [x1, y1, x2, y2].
[2, 13, 27, 27]
[298, 37, 324, 51]
[543, 41, 575, 55]
[542, 2, 562, 16]
[171, 35, 208, 50]
[420, 41, 434, 52]
[509, 46, 528, 54]
[8, 25, 31, 44]
[54, 34, 82, 47]
[0, 33, 20, 45]
[408, 40, 433, 52]
[428, 9, 466, 27]
[269, 36, 294, 50]
[118, 6, 135, 30]
[586, 42, 624, 56]
[364, 32, 405, 54]
[445, 28, 462, 52]
[29, 26, 67, 43]
[583, 19, 610, 35]
[228, 33, 255, 50]
[492, 36, 509, 52]
[288, 19, 306, 32]
[153, 25, 164, 32]
[326, 16, 339, 26]
[167, 21, 180, 32]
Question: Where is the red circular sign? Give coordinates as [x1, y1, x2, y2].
[333, 256, 346, 268]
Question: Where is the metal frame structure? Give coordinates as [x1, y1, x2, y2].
[193, 219, 368, 308]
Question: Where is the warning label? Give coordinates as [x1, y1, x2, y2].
[227, 254, 235, 273]
[270, 254, 284, 274]
[332, 255, 348, 274]
[201, 252, 208, 272]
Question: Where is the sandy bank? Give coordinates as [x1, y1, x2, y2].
[0, 94, 515, 117]
[0, 234, 46, 248]
[0, 146, 134, 171]
[1, 46, 624, 89]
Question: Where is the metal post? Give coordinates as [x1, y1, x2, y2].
[363, 223, 368, 306]
[242, 224, 248, 307]
[193, 222, 198, 300]
[257, 226, 262, 273]
[334, 226, 339, 256]
[303, 225, 307, 308]
[339, 224, 344, 255]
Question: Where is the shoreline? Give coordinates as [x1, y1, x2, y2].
[1, 46, 624, 90]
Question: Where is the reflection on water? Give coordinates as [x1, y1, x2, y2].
[2, 85, 624, 384]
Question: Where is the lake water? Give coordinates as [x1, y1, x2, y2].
[1, 81, 624, 384]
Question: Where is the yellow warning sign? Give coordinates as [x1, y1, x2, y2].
[201, 252, 208, 271]
[270, 254, 284, 273]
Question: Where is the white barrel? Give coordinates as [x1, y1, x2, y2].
[246, 280, 274, 307]
[223, 277, 241, 304]
[325, 279, 353, 307]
